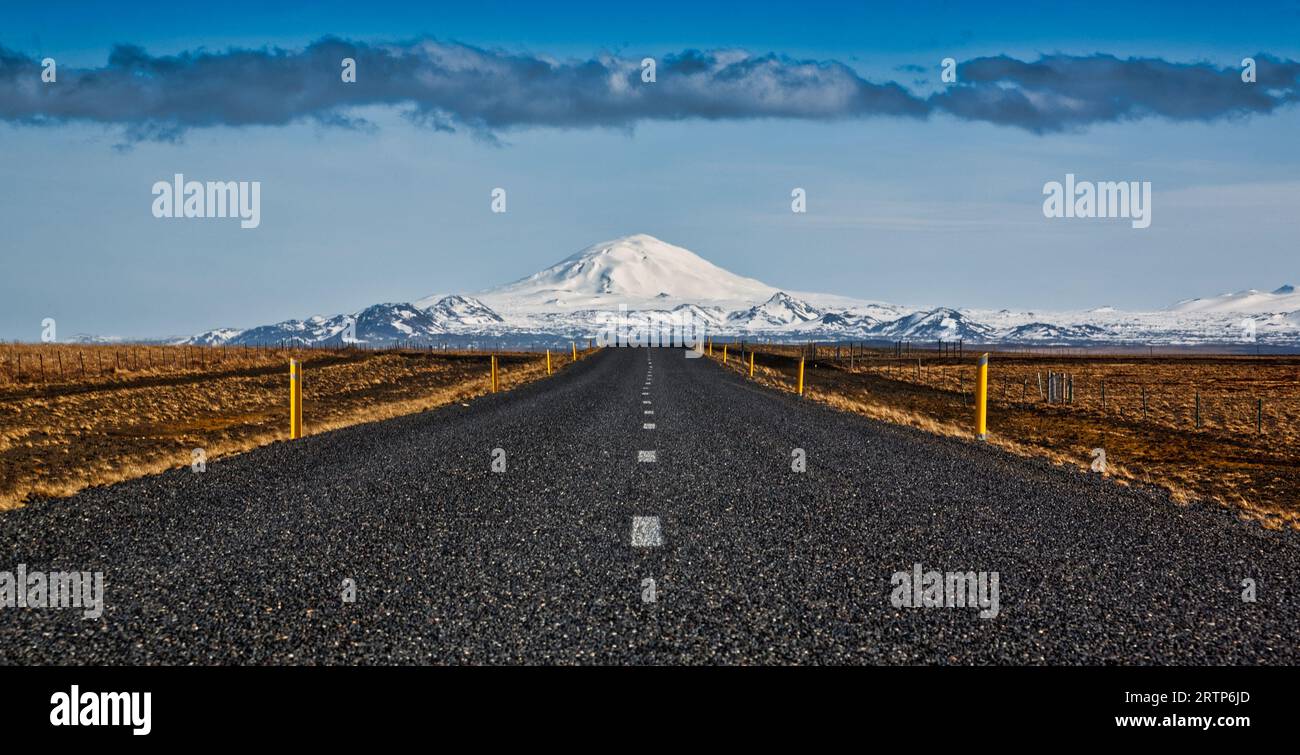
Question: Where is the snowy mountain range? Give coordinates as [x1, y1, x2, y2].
[183, 234, 1300, 347]
[1168, 284, 1300, 314]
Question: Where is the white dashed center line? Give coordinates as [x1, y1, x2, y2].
[631, 516, 662, 547]
[643, 423, 655, 430]
[644, 410, 654, 415]
[638, 450, 657, 462]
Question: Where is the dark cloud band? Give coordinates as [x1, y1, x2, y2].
[0, 38, 1296, 142]
[934, 53, 1300, 133]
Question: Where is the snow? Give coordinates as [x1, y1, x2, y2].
[178, 236, 1300, 347]
[1167, 284, 1300, 314]
[426, 295, 505, 327]
[727, 292, 823, 329]
[473, 233, 779, 312]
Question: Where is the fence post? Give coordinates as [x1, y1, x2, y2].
[976, 353, 989, 441]
[1257, 398, 1263, 434]
[289, 359, 303, 440]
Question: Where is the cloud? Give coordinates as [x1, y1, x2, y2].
[0, 38, 927, 143]
[931, 53, 1300, 132]
[1, 39, 1297, 143]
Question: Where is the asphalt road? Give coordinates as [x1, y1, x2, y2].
[1, 347, 1297, 664]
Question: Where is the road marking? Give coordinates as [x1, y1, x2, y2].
[643, 423, 655, 430]
[644, 410, 654, 415]
[642, 400, 651, 404]
[638, 450, 657, 462]
[631, 516, 662, 547]
[641, 391, 649, 396]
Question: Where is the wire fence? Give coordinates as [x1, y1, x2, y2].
[709, 339, 1300, 527]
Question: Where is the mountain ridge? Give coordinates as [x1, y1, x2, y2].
[178, 235, 1299, 347]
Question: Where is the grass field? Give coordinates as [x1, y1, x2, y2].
[711, 343, 1300, 530]
[0, 344, 585, 510]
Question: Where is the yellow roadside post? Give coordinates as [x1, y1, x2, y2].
[572, 342, 577, 362]
[546, 349, 552, 375]
[976, 353, 989, 441]
[749, 351, 755, 378]
[288, 358, 303, 439]
[708, 338, 713, 356]
[491, 355, 499, 393]
[797, 356, 805, 397]
[723, 344, 728, 364]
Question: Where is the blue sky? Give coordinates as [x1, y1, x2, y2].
[2, 1, 1299, 339]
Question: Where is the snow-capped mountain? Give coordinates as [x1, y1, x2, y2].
[177, 235, 1300, 347]
[350, 303, 445, 343]
[669, 303, 727, 326]
[874, 308, 994, 341]
[206, 313, 352, 347]
[1168, 284, 1300, 314]
[1001, 322, 1110, 342]
[727, 292, 822, 329]
[786, 311, 880, 336]
[67, 333, 128, 344]
[193, 304, 443, 347]
[474, 233, 779, 312]
[426, 295, 504, 328]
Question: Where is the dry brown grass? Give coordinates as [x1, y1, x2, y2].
[709, 344, 1300, 531]
[0, 343, 307, 390]
[0, 344, 591, 510]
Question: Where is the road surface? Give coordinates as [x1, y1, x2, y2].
[1, 347, 1296, 664]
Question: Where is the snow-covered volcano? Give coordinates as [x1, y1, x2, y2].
[469, 233, 780, 312]
[180, 234, 1300, 348]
